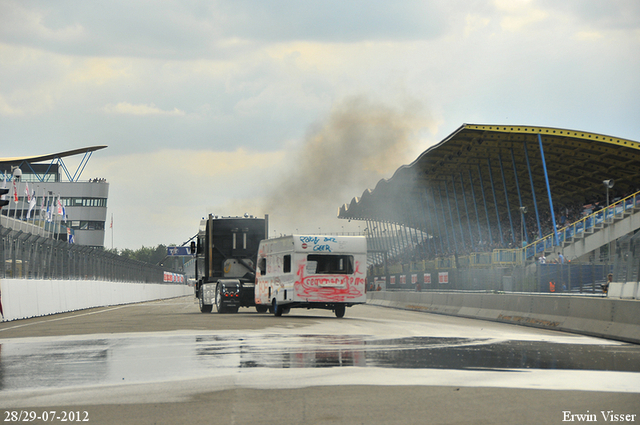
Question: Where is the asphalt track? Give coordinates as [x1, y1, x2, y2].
[1, 296, 639, 425]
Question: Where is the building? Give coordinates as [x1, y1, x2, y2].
[0, 146, 109, 247]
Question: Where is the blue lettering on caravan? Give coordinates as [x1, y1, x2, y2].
[324, 237, 337, 243]
[313, 245, 332, 252]
[300, 236, 320, 244]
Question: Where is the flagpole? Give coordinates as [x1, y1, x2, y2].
[111, 213, 114, 250]
[56, 194, 62, 242]
[46, 192, 52, 238]
[6, 177, 13, 225]
[1, 175, 8, 227]
[54, 194, 58, 241]
[32, 187, 38, 228]
[17, 179, 22, 232]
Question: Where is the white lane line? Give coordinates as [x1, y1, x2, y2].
[0, 304, 133, 332]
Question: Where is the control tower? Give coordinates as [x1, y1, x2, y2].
[0, 146, 109, 247]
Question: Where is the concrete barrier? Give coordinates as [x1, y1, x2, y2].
[0, 279, 193, 322]
[608, 282, 639, 299]
[367, 291, 640, 344]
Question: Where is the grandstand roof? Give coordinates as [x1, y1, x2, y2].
[0, 146, 107, 165]
[339, 124, 640, 224]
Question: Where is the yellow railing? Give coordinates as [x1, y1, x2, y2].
[521, 191, 640, 261]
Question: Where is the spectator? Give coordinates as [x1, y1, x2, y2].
[601, 274, 612, 295]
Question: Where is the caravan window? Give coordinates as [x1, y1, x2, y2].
[283, 255, 291, 273]
[306, 254, 354, 275]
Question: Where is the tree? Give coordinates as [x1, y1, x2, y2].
[108, 244, 173, 266]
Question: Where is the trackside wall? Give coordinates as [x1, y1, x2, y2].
[0, 279, 192, 322]
[367, 291, 640, 344]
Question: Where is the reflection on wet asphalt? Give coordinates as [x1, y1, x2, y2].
[1, 334, 639, 391]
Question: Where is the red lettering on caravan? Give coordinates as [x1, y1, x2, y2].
[294, 261, 365, 302]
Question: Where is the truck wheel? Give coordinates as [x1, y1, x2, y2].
[215, 284, 227, 313]
[199, 289, 212, 313]
[273, 298, 283, 317]
[334, 304, 346, 318]
[256, 305, 268, 314]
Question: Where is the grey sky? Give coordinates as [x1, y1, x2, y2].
[1, 0, 638, 249]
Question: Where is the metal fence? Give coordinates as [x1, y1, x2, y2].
[613, 230, 640, 285]
[1, 223, 183, 283]
[369, 260, 619, 294]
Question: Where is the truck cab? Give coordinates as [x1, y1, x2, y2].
[195, 214, 268, 313]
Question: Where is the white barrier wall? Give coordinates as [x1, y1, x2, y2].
[367, 291, 640, 344]
[0, 279, 193, 322]
[609, 282, 639, 299]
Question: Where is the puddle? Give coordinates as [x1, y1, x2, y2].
[1, 334, 639, 391]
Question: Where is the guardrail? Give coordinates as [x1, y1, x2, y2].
[523, 191, 640, 261]
[480, 191, 640, 266]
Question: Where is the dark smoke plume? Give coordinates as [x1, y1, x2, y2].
[261, 95, 432, 234]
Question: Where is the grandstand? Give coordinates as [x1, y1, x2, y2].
[338, 124, 640, 293]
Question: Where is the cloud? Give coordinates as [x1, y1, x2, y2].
[103, 102, 186, 116]
[91, 148, 285, 248]
[496, 2, 548, 32]
[537, 0, 640, 32]
[0, 0, 451, 60]
[215, 0, 449, 43]
[1, 0, 639, 248]
[0, 94, 24, 116]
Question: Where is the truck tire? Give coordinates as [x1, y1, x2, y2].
[256, 305, 268, 313]
[334, 304, 346, 318]
[199, 288, 212, 313]
[273, 298, 283, 317]
[215, 284, 227, 314]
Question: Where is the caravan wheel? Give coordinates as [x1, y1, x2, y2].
[272, 299, 283, 317]
[334, 304, 346, 318]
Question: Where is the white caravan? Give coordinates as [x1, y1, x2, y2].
[255, 235, 367, 317]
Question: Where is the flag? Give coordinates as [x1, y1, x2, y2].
[56, 196, 63, 215]
[12, 179, 18, 202]
[40, 192, 47, 219]
[110, 215, 113, 229]
[26, 190, 37, 219]
[25, 183, 31, 202]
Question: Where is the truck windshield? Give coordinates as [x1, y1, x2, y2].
[306, 254, 354, 275]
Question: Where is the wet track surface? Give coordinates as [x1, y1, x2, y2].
[0, 299, 640, 390]
[2, 316, 640, 392]
[0, 297, 639, 425]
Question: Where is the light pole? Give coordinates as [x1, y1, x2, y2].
[603, 179, 614, 209]
[519, 206, 527, 248]
[603, 179, 615, 260]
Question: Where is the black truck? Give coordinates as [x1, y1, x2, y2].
[194, 214, 269, 313]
